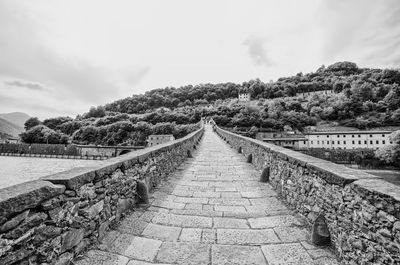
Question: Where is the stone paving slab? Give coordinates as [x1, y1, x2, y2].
[75, 250, 129, 265]
[213, 217, 249, 228]
[152, 212, 213, 227]
[274, 226, 309, 242]
[156, 242, 211, 265]
[76, 125, 340, 265]
[217, 228, 280, 245]
[179, 228, 202, 242]
[212, 245, 266, 265]
[248, 215, 302, 228]
[141, 223, 181, 241]
[261, 243, 314, 265]
[109, 234, 162, 261]
[127, 260, 172, 265]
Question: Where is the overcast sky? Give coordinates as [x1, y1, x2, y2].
[0, 0, 399, 119]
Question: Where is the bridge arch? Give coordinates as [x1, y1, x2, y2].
[118, 149, 131, 156]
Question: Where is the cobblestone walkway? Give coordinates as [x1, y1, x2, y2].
[76, 125, 340, 265]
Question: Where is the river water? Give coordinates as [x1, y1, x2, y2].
[0, 156, 103, 189]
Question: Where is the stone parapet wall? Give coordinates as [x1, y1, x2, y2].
[0, 126, 204, 265]
[214, 125, 400, 264]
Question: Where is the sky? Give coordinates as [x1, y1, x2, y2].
[0, 0, 399, 119]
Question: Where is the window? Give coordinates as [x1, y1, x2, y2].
[338, 141, 340, 144]
[370, 140, 373, 144]
[343, 141, 346, 144]
[343, 135, 346, 138]
[352, 141, 355, 144]
[327, 135, 329, 138]
[337, 135, 339, 138]
[383, 140, 385, 144]
[352, 135, 354, 138]
[358, 141, 361, 144]
[332, 141, 335, 144]
[311, 141, 313, 144]
[364, 140, 367, 144]
[303, 141, 306, 144]
[376, 140, 379, 144]
[370, 135, 373, 137]
[382, 134, 385, 137]
[317, 141, 319, 144]
[322, 141, 324, 144]
[317, 135, 319, 138]
[327, 141, 329, 144]
[358, 135, 361, 138]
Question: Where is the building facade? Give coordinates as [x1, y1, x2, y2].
[256, 130, 394, 150]
[238, 92, 251, 102]
[304, 131, 393, 150]
[256, 132, 308, 149]
[147, 134, 175, 147]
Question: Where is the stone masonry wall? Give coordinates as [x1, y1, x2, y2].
[0, 127, 204, 265]
[214, 125, 400, 264]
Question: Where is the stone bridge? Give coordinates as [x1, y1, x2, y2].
[0, 123, 399, 265]
[77, 145, 145, 158]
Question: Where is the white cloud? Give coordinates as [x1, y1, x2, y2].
[0, 0, 398, 119]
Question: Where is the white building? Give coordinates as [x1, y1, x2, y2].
[304, 131, 393, 150]
[256, 132, 308, 149]
[238, 92, 251, 102]
[147, 134, 175, 147]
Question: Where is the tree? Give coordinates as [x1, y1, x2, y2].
[383, 84, 400, 110]
[85, 106, 106, 118]
[24, 117, 41, 130]
[20, 125, 68, 144]
[326, 61, 359, 75]
[43, 116, 73, 130]
[375, 130, 400, 165]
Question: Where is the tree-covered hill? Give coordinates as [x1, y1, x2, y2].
[19, 61, 400, 145]
[104, 61, 400, 114]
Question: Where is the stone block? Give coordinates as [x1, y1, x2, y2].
[82, 200, 104, 219]
[61, 228, 85, 253]
[0, 210, 29, 233]
[43, 166, 97, 190]
[55, 252, 73, 265]
[0, 180, 65, 219]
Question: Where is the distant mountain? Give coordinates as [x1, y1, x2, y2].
[0, 112, 30, 128]
[0, 117, 23, 137]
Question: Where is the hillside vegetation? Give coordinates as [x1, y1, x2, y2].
[0, 112, 30, 128]
[20, 61, 400, 145]
[0, 117, 23, 137]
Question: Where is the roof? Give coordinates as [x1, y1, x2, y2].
[306, 131, 393, 135]
[263, 137, 308, 141]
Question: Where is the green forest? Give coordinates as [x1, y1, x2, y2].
[20, 62, 400, 150]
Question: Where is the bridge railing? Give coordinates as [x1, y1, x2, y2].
[0, 124, 204, 265]
[213, 123, 400, 264]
